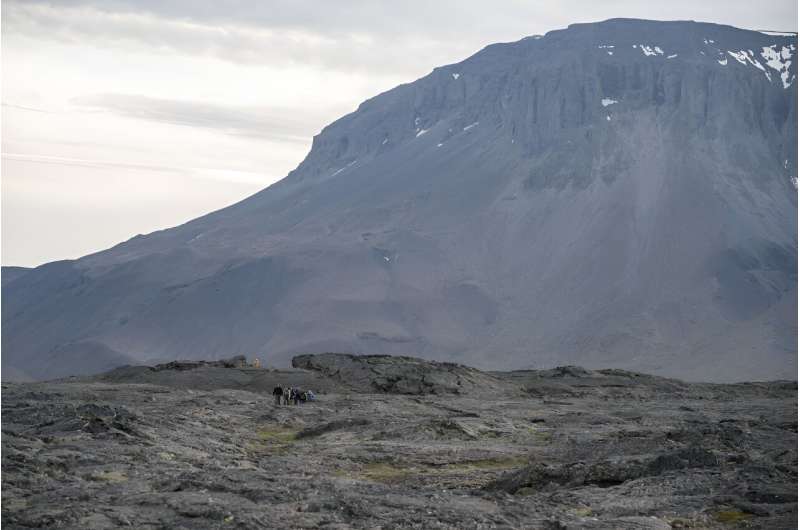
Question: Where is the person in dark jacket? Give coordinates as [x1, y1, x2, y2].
[272, 385, 283, 406]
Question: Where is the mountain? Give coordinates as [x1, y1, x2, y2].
[2, 19, 797, 382]
[1, 266, 31, 287]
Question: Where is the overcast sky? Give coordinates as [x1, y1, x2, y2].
[2, 0, 797, 267]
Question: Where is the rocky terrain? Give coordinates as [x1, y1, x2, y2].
[2, 354, 796, 529]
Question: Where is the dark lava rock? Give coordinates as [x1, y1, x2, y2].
[295, 418, 371, 439]
[292, 353, 505, 395]
[153, 355, 247, 371]
[486, 447, 720, 493]
[2, 355, 796, 529]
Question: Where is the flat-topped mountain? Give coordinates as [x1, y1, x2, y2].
[2, 19, 797, 381]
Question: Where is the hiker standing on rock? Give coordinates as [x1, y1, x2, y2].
[283, 386, 291, 405]
[272, 385, 283, 406]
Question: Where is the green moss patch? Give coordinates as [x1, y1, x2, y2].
[354, 455, 528, 483]
[360, 462, 412, 481]
[714, 510, 753, 524]
[88, 470, 128, 483]
[246, 426, 299, 455]
[441, 456, 529, 472]
[257, 426, 298, 443]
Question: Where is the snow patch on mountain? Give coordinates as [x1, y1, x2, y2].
[331, 160, 357, 178]
[727, 50, 748, 65]
[727, 49, 777, 82]
[761, 44, 796, 88]
[634, 44, 664, 56]
[759, 31, 797, 37]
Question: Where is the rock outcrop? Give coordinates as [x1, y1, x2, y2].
[292, 353, 505, 394]
[151, 355, 247, 371]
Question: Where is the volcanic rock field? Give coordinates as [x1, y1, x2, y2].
[1, 354, 796, 529]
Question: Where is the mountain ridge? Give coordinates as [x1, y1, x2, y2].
[3, 18, 797, 382]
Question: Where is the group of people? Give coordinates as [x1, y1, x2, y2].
[272, 385, 315, 406]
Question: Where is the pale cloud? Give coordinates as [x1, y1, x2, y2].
[7, 0, 796, 41]
[70, 94, 321, 142]
[1, 2, 474, 76]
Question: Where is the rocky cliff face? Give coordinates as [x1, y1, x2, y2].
[2, 19, 797, 381]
